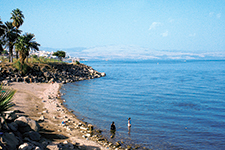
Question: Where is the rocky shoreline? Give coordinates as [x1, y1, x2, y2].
[0, 62, 106, 85]
[0, 63, 145, 150]
[1, 83, 130, 150]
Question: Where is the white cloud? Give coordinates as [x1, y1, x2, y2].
[161, 30, 168, 37]
[149, 22, 162, 30]
[217, 13, 221, 19]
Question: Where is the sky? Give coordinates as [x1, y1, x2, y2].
[1, 0, 225, 52]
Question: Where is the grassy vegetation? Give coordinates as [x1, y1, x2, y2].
[0, 56, 8, 63]
[12, 60, 30, 75]
[28, 55, 63, 64]
[0, 56, 58, 75]
[0, 55, 79, 75]
[0, 55, 63, 64]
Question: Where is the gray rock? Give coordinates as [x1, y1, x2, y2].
[1, 132, 19, 150]
[34, 147, 42, 150]
[15, 116, 40, 133]
[24, 76, 30, 83]
[18, 142, 34, 150]
[101, 72, 106, 77]
[16, 77, 23, 82]
[12, 130, 23, 144]
[43, 71, 51, 78]
[23, 131, 41, 141]
[15, 116, 30, 127]
[2, 80, 8, 86]
[115, 141, 121, 148]
[24, 138, 45, 150]
[5, 110, 18, 121]
[38, 115, 45, 122]
[8, 122, 18, 131]
[46, 144, 59, 150]
[11, 77, 16, 82]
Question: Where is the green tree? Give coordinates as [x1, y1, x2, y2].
[15, 33, 40, 66]
[10, 8, 25, 59]
[0, 20, 6, 37]
[2, 22, 21, 62]
[0, 20, 6, 53]
[10, 8, 24, 29]
[53, 50, 66, 61]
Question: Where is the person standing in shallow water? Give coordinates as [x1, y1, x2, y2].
[128, 117, 131, 128]
[111, 121, 116, 130]
[110, 122, 116, 138]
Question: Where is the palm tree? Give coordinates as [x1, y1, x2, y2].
[0, 20, 5, 37]
[15, 35, 27, 66]
[2, 22, 21, 62]
[24, 33, 40, 63]
[0, 20, 6, 53]
[10, 8, 24, 29]
[15, 33, 40, 66]
[10, 8, 25, 59]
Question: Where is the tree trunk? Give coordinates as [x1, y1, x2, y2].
[26, 51, 29, 63]
[16, 51, 19, 59]
[0, 44, 3, 54]
[9, 44, 13, 62]
[20, 58, 26, 75]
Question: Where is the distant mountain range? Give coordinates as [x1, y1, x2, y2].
[40, 45, 225, 60]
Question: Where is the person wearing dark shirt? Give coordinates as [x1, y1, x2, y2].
[111, 121, 116, 130]
[110, 121, 116, 138]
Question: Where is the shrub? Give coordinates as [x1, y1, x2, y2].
[53, 50, 66, 61]
[31, 55, 38, 59]
[13, 60, 30, 75]
[76, 60, 80, 64]
[1, 50, 8, 55]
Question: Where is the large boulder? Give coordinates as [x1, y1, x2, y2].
[15, 116, 40, 133]
[8, 122, 18, 131]
[1, 132, 19, 150]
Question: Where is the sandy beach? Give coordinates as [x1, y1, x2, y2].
[9, 82, 108, 150]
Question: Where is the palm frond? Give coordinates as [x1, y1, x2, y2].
[0, 84, 16, 114]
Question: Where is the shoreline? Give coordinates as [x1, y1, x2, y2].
[56, 83, 144, 150]
[9, 82, 110, 150]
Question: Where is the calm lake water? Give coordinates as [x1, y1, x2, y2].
[61, 60, 225, 150]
